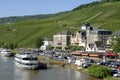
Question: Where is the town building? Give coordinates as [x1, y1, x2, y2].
[40, 38, 53, 50]
[86, 29, 112, 52]
[52, 23, 112, 52]
[70, 31, 86, 47]
[81, 23, 112, 52]
[87, 29, 112, 46]
[53, 30, 71, 50]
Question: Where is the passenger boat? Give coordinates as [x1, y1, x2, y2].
[14, 51, 39, 69]
[0, 49, 14, 57]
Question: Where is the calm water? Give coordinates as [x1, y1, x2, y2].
[0, 56, 102, 80]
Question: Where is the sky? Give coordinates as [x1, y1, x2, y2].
[0, 0, 96, 18]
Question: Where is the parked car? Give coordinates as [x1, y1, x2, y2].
[111, 69, 118, 75]
[113, 72, 120, 77]
[82, 63, 92, 68]
[97, 61, 106, 66]
[117, 65, 120, 70]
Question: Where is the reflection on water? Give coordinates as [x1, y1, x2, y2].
[14, 68, 39, 80]
[0, 55, 101, 80]
[13, 67, 88, 80]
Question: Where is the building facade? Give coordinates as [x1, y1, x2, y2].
[40, 38, 53, 50]
[52, 23, 112, 52]
[70, 31, 86, 47]
[81, 23, 112, 52]
[86, 29, 112, 52]
[53, 30, 71, 50]
[87, 29, 112, 46]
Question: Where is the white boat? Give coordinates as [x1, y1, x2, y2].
[14, 51, 39, 69]
[0, 49, 14, 57]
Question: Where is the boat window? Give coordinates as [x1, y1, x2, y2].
[23, 58, 37, 60]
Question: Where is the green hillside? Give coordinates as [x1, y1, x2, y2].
[0, 14, 55, 25]
[0, 1, 120, 48]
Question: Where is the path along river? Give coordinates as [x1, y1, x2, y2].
[0, 56, 102, 80]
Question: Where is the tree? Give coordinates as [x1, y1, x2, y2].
[1, 43, 17, 49]
[8, 43, 17, 49]
[48, 45, 54, 50]
[35, 38, 44, 49]
[56, 46, 62, 50]
[65, 46, 70, 51]
[113, 38, 120, 54]
[0, 42, 4, 47]
[67, 45, 84, 51]
[101, 0, 120, 2]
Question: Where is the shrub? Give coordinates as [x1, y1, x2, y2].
[2, 43, 17, 49]
[88, 65, 111, 78]
[48, 45, 54, 50]
[35, 38, 43, 48]
[67, 45, 84, 51]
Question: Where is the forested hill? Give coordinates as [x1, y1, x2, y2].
[0, 11, 70, 25]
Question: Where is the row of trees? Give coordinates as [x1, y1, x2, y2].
[73, 0, 120, 11]
[0, 43, 17, 49]
[73, 1, 100, 11]
[0, 38, 44, 49]
[0, 14, 54, 25]
[101, 0, 120, 2]
[113, 38, 120, 54]
[47, 45, 84, 51]
[0, 38, 84, 51]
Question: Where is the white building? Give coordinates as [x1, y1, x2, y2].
[75, 58, 91, 67]
[85, 42, 105, 52]
[40, 38, 53, 50]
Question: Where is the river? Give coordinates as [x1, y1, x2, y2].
[0, 55, 102, 80]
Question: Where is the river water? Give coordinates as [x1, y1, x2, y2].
[0, 56, 102, 80]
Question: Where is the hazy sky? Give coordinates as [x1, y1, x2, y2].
[0, 0, 96, 18]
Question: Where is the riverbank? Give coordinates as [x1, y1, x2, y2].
[38, 56, 119, 80]
[68, 64, 119, 80]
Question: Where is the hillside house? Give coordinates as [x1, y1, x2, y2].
[81, 23, 93, 31]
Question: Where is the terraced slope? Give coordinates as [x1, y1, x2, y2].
[0, 1, 120, 48]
